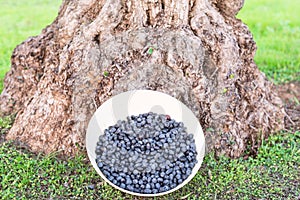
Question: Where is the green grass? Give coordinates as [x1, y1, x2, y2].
[1, 131, 299, 199]
[238, 0, 300, 84]
[0, 0, 299, 199]
[0, 0, 61, 92]
[0, 115, 14, 134]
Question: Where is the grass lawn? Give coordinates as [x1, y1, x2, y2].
[0, 131, 299, 199]
[238, 0, 300, 84]
[0, 0, 62, 92]
[0, 0, 299, 199]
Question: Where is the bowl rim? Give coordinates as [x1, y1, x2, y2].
[86, 90, 205, 197]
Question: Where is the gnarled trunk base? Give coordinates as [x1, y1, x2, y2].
[0, 0, 284, 158]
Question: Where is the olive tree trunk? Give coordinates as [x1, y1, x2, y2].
[0, 0, 285, 157]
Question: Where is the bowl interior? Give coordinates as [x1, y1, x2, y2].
[86, 90, 205, 197]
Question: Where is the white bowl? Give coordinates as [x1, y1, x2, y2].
[86, 90, 205, 197]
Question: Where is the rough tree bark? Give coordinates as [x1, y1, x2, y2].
[0, 0, 285, 158]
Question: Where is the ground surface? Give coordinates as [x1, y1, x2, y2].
[238, 0, 300, 84]
[0, 0, 299, 199]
